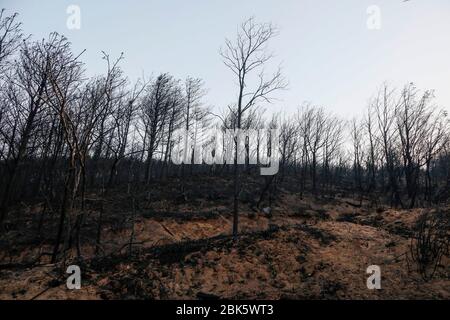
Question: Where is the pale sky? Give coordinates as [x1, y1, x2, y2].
[2, 0, 450, 118]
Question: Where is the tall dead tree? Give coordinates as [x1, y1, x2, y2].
[396, 84, 434, 208]
[0, 33, 54, 228]
[364, 102, 379, 195]
[351, 118, 365, 204]
[299, 106, 327, 194]
[141, 73, 173, 184]
[180, 78, 206, 185]
[160, 84, 184, 180]
[105, 79, 147, 192]
[220, 17, 287, 239]
[374, 84, 403, 207]
[279, 116, 298, 182]
[322, 114, 343, 194]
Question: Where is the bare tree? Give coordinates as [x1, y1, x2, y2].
[182, 77, 208, 182]
[364, 102, 379, 197]
[220, 17, 287, 238]
[422, 110, 448, 203]
[299, 105, 327, 194]
[160, 84, 184, 180]
[396, 83, 434, 208]
[140, 73, 174, 184]
[279, 115, 298, 182]
[351, 118, 365, 204]
[374, 84, 403, 207]
[0, 33, 62, 228]
[322, 114, 344, 195]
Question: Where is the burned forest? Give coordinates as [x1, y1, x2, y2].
[0, 5, 449, 301]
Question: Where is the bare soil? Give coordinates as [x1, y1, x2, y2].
[0, 177, 448, 300]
